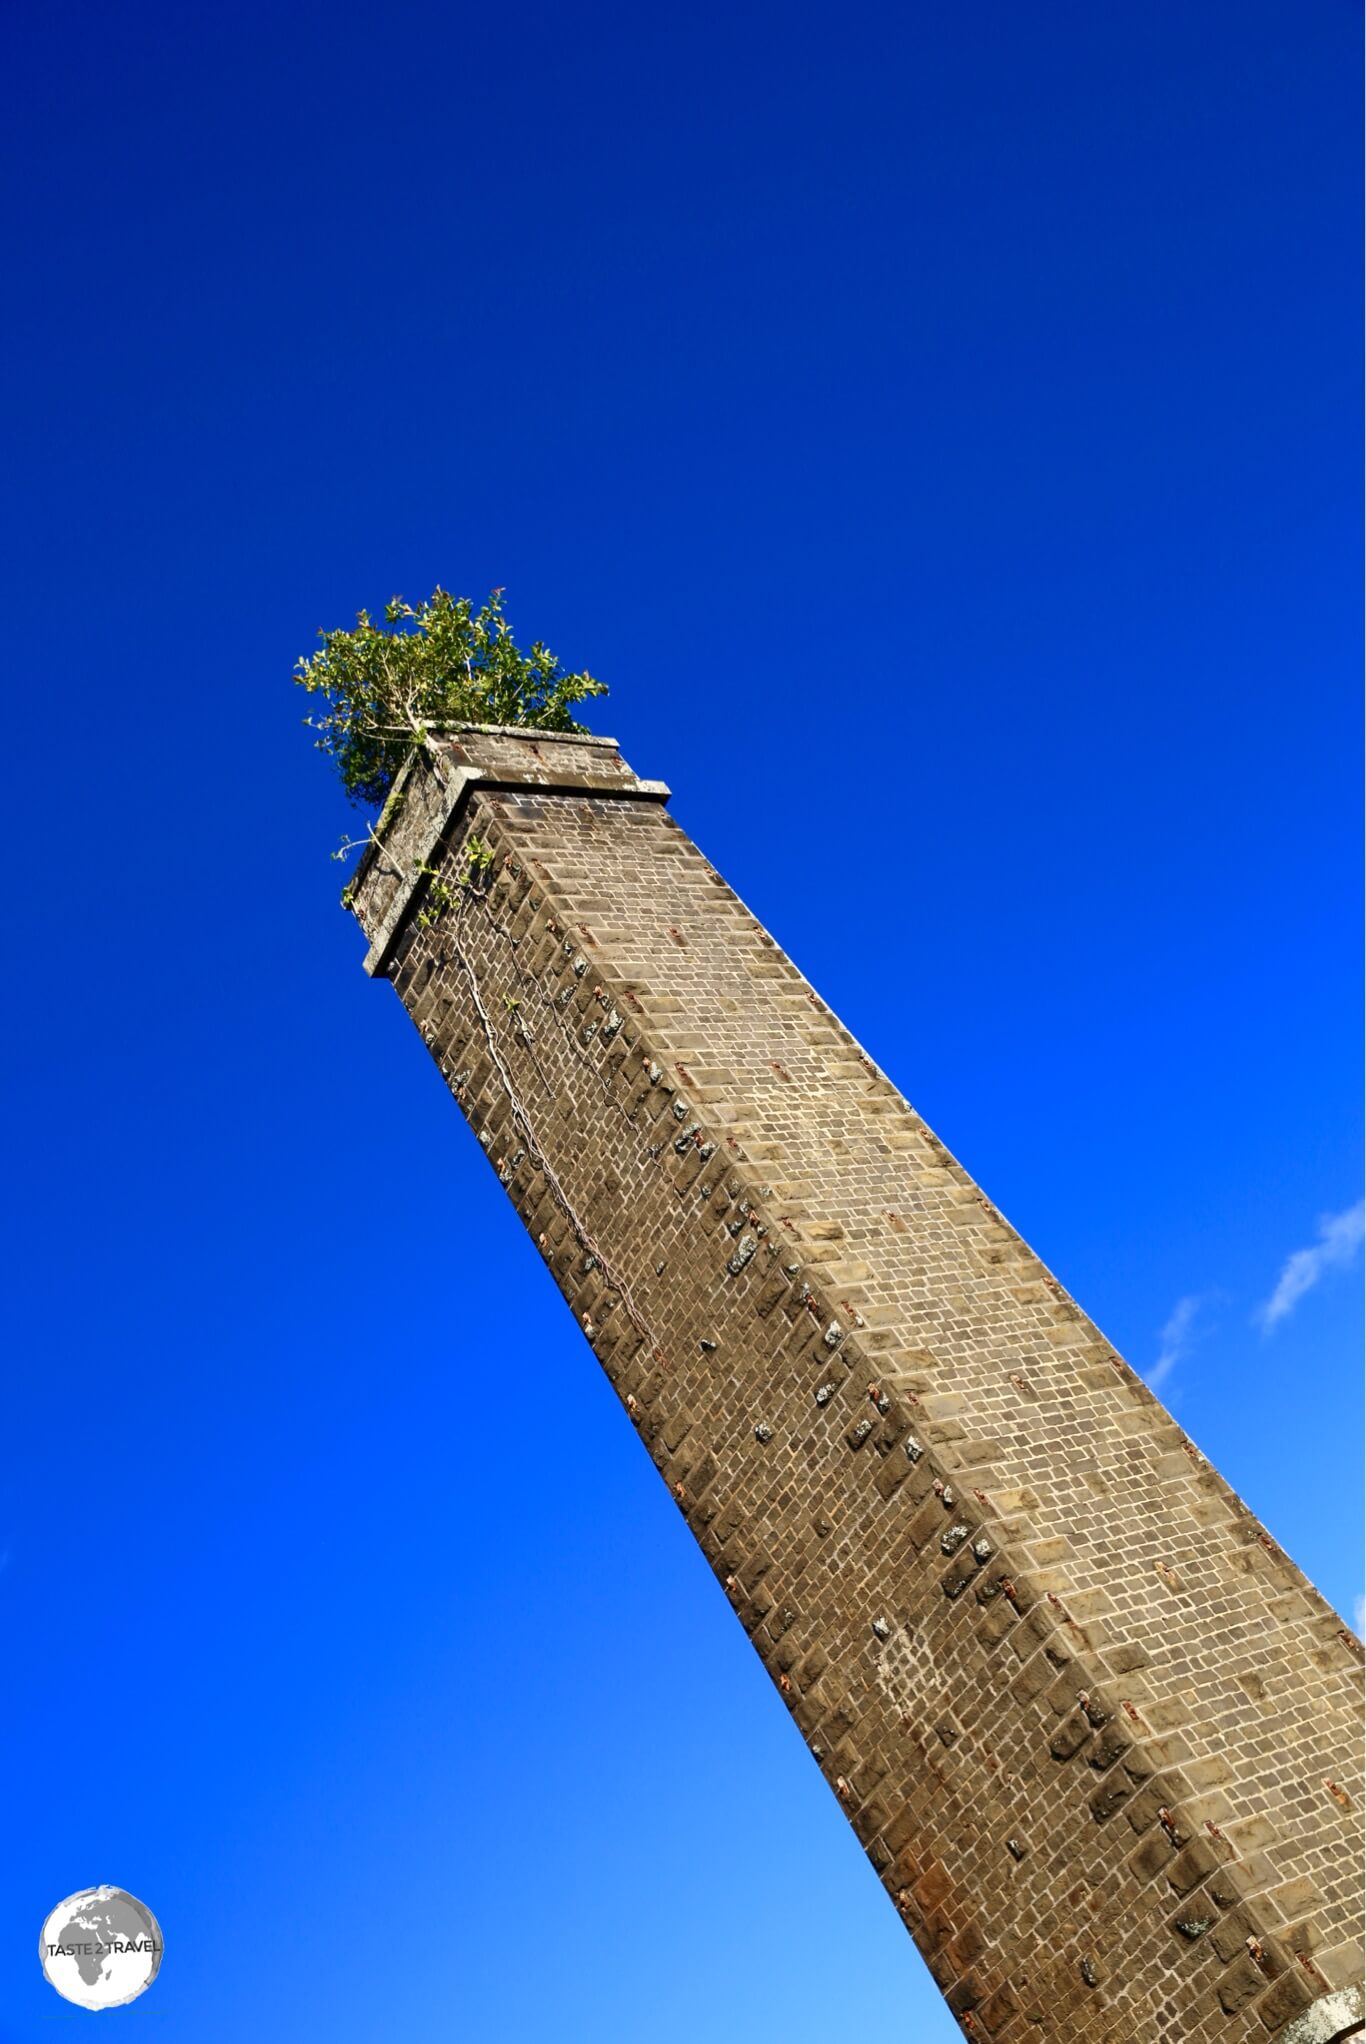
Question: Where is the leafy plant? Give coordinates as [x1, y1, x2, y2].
[295, 587, 607, 808]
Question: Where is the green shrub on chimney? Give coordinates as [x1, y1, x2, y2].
[295, 587, 606, 809]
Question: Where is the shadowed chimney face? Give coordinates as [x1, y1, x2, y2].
[348, 727, 1363, 2044]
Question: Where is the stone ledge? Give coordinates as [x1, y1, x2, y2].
[1274, 1984, 1364, 2044]
[430, 721, 621, 747]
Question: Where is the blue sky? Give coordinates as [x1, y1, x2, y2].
[3, 3, 1359, 2038]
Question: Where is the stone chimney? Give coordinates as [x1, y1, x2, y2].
[347, 724, 1363, 2044]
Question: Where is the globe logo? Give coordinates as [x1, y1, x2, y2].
[39, 1886, 163, 2009]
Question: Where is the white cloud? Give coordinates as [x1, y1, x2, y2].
[1147, 1294, 1204, 1391]
[1354, 1595, 1365, 1639]
[1256, 1200, 1365, 1333]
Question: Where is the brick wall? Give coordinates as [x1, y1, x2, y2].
[348, 726, 1363, 2044]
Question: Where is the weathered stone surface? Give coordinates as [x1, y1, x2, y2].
[1219, 1955, 1268, 2014]
[1272, 1982, 1364, 2042]
[1049, 1711, 1091, 1762]
[348, 726, 1365, 2043]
